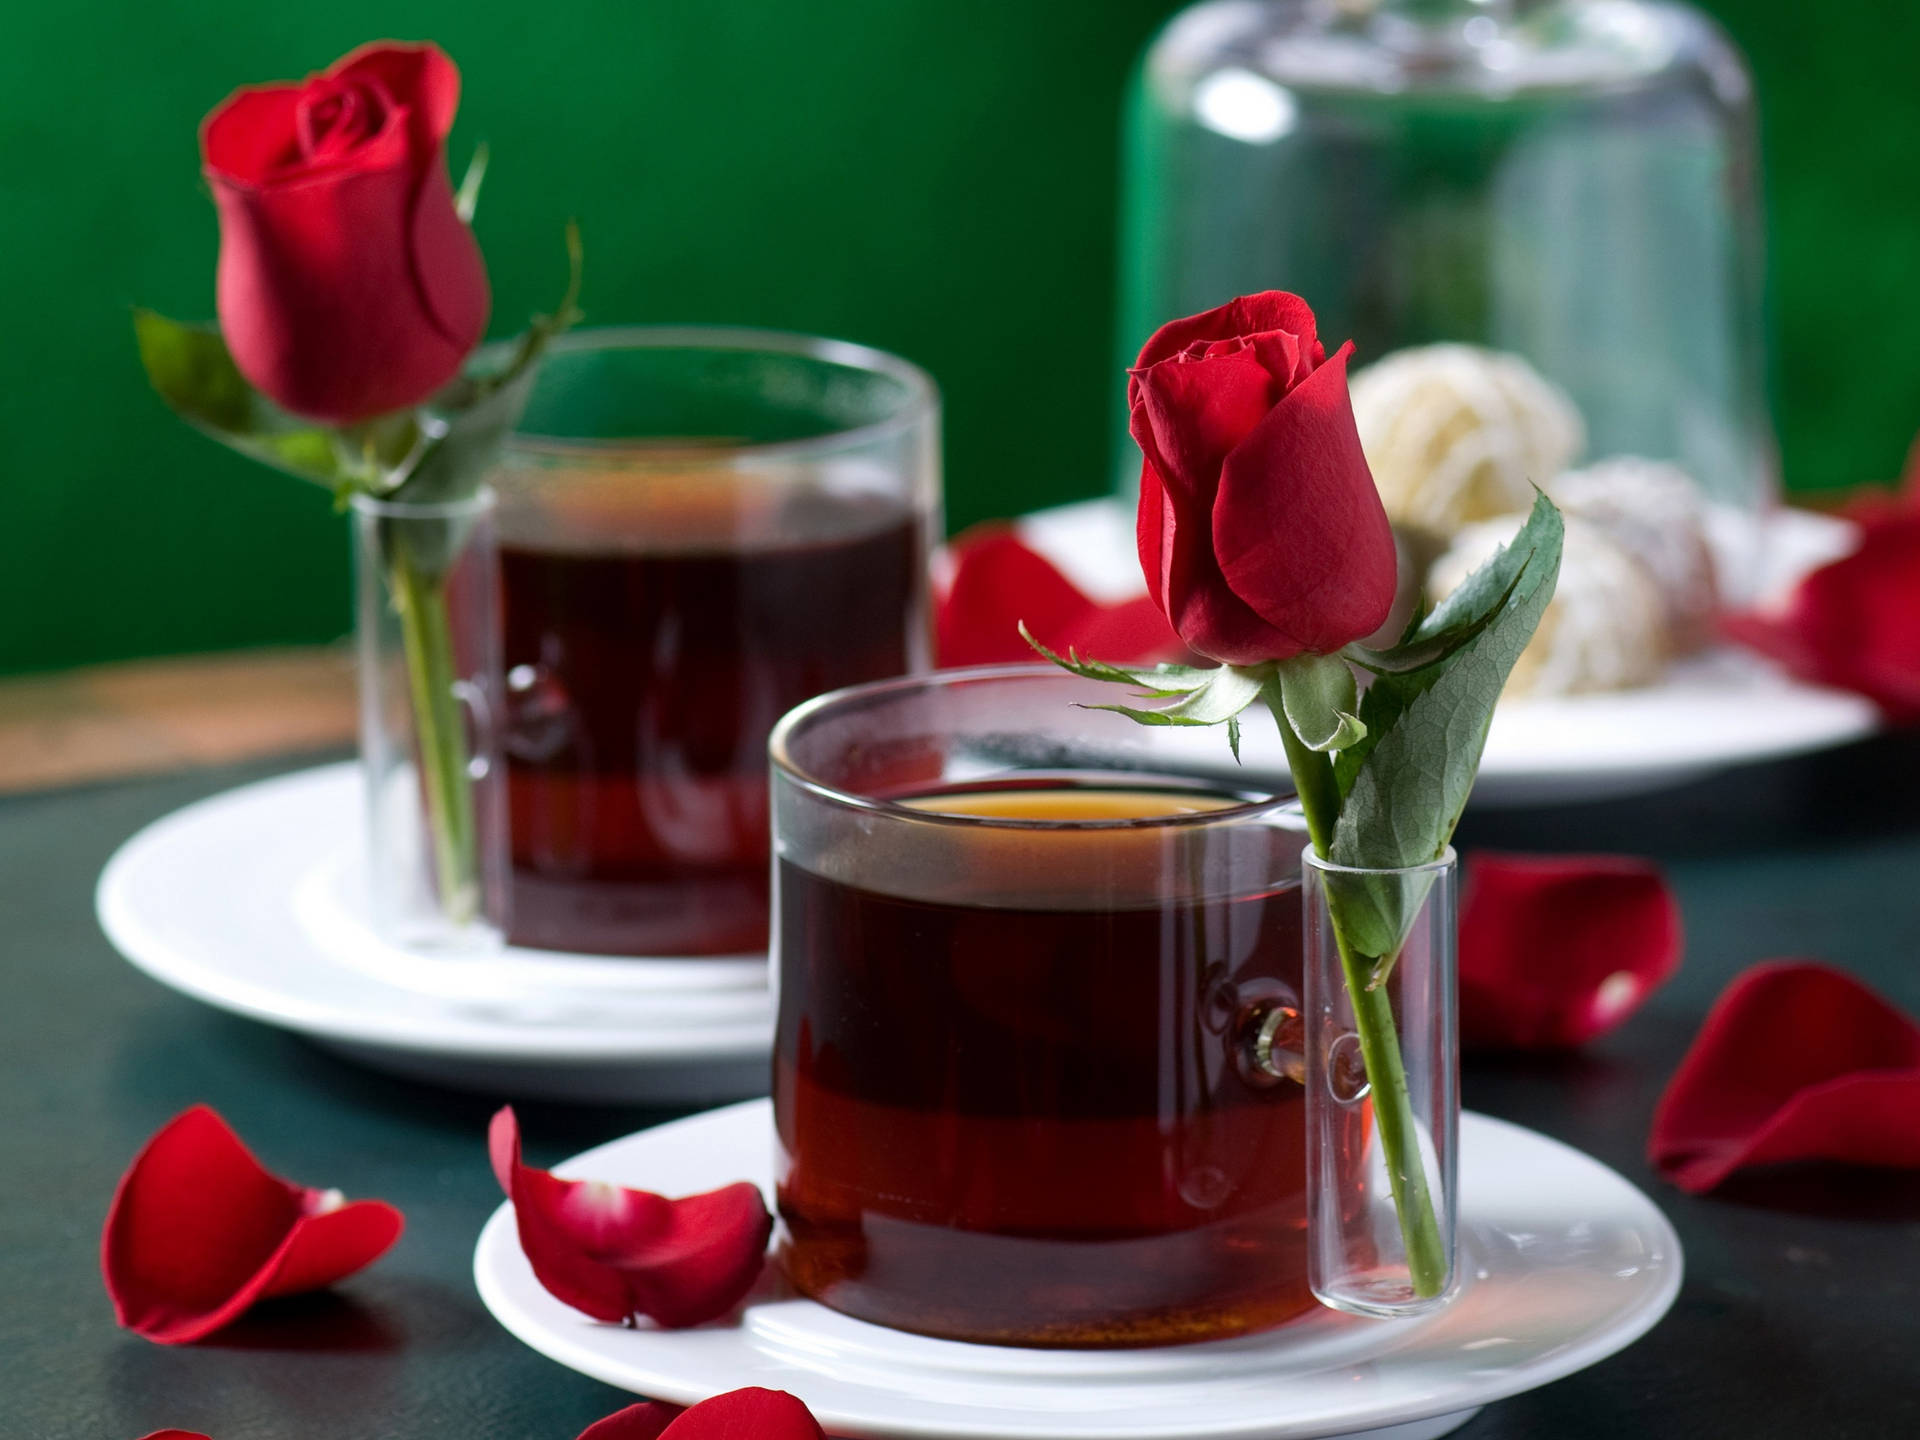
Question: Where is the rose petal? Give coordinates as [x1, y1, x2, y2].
[199, 86, 309, 183]
[1649, 961, 1920, 1193]
[332, 41, 462, 152]
[102, 1106, 402, 1345]
[1457, 853, 1682, 1051]
[1133, 292, 1320, 373]
[1135, 455, 1175, 616]
[1134, 452, 1305, 664]
[1724, 513, 1920, 722]
[1210, 344, 1398, 657]
[656, 1389, 827, 1440]
[936, 525, 1184, 667]
[491, 1108, 772, 1329]
[1131, 346, 1280, 507]
[579, 1403, 682, 1440]
[136, 1432, 215, 1440]
[329, 43, 489, 352]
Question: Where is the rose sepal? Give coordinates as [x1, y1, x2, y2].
[1274, 653, 1366, 753]
[1018, 623, 1266, 760]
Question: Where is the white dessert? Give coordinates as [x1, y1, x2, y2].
[1428, 513, 1669, 696]
[1350, 344, 1585, 534]
[1548, 457, 1720, 654]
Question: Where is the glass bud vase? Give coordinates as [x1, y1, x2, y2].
[352, 489, 508, 952]
[1304, 846, 1459, 1317]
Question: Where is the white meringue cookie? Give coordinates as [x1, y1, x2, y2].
[1428, 512, 1669, 696]
[1549, 456, 1720, 654]
[1351, 344, 1585, 534]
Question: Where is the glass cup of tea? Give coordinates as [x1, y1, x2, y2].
[493, 327, 939, 957]
[767, 664, 1377, 1347]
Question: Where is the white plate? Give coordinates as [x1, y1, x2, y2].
[474, 1099, 1682, 1440]
[1015, 499, 1877, 806]
[96, 765, 773, 1103]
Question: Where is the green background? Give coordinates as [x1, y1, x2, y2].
[3, 1, 1916, 676]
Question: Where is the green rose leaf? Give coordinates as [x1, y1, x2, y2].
[455, 142, 490, 223]
[1332, 491, 1563, 873]
[1320, 492, 1562, 965]
[133, 309, 402, 490]
[1341, 568, 1521, 676]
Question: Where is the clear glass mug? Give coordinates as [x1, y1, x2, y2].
[491, 327, 940, 957]
[768, 666, 1458, 1346]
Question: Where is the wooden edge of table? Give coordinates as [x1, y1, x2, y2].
[0, 645, 357, 795]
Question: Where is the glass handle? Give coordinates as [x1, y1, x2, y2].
[1236, 987, 1306, 1087]
[452, 677, 493, 781]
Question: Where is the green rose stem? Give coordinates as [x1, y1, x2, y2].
[1267, 681, 1449, 1300]
[387, 535, 480, 926]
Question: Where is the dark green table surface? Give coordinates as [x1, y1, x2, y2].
[6, 740, 1920, 1440]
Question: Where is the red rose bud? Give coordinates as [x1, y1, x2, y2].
[1458, 853, 1682, 1051]
[102, 1106, 403, 1344]
[200, 41, 490, 422]
[937, 523, 1186, 667]
[1130, 293, 1397, 665]
[489, 1107, 772, 1329]
[1724, 513, 1920, 723]
[136, 1433, 214, 1440]
[579, 1391, 826, 1440]
[1650, 961, 1920, 1193]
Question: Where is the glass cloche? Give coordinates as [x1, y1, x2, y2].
[1116, 0, 1774, 598]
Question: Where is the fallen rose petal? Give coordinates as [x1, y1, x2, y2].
[491, 1107, 772, 1329]
[936, 524, 1185, 667]
[1725, 513, 1920, 722]
[578, 1403, 680, 1440]
[1649, 961, 1920, 1193]
[102, 1106, 403, 1344]
[579, 1390, 824, 1440]
[1458, 853, 1682, 1051]
[136, 1432, 214, 1439]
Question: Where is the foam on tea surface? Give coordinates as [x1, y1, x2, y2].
[899, 786, 1243, 822]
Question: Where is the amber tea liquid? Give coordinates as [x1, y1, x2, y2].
[500, 473, 923, 955]
[773, 778, 1324, 1347]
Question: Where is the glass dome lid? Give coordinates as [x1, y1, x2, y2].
[1117, 0, 1774, 592]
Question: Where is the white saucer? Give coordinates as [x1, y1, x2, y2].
[474, 1099, 1682, 1440]
[1016, 498, 1877, 806]
[97, 765, 773, 1103]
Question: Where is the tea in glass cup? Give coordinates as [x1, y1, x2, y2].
[770, 667, 1352, 1346]
[494, 328, 939, 956]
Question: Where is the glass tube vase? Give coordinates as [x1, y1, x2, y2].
[1304, 846, 1459, 1317]
[352, 488, 509, 953]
